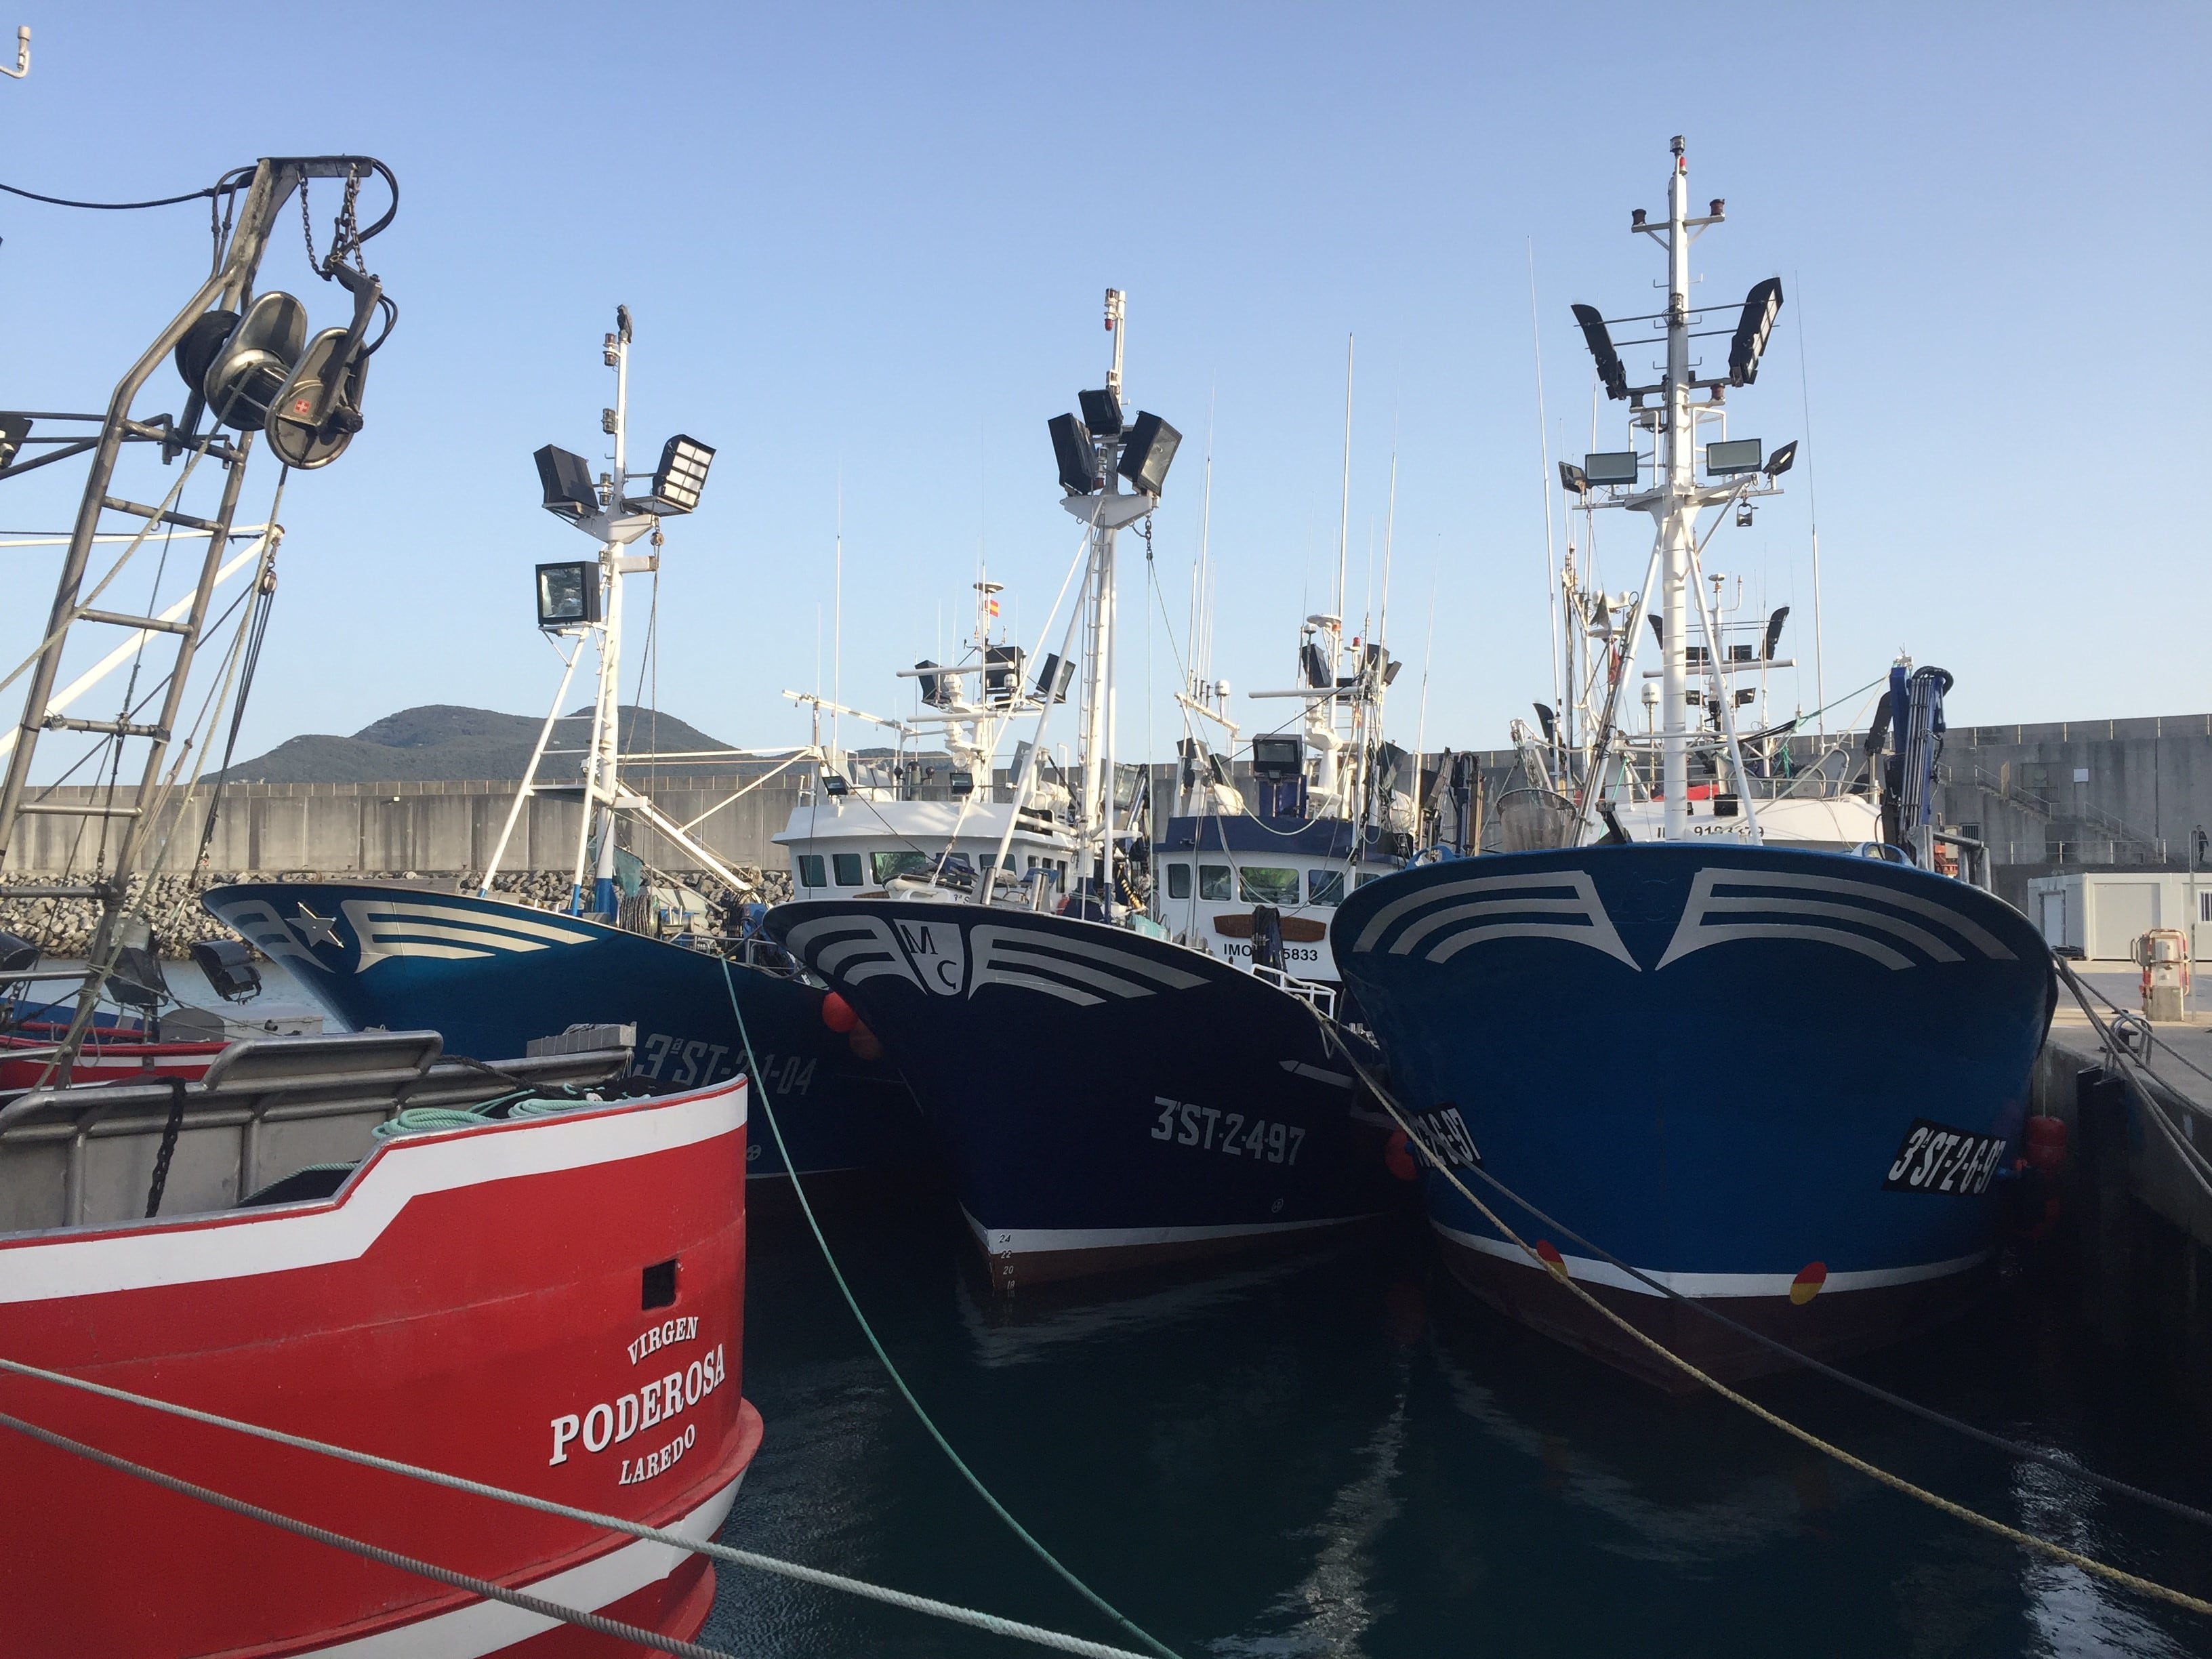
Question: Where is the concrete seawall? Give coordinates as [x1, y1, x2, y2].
[0, 773, 811, 879]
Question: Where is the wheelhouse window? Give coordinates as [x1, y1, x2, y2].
[1166, 862, 1191, 899]
[1198, 863, 1231, 901]
[832, 852, 863, 886]
[872, 850, 932, 884]
[1238, 866, 1300, 905]
[796, 854, 826, 888]
[1307, 869, 1345, 906]
[1355, 869, 1387, 888]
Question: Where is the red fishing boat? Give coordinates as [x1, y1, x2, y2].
[0, 1027, 760, 1655]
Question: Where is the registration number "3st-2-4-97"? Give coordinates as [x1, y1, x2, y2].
[1150, 1097, 1305, 1164]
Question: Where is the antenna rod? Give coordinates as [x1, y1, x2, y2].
[1528, 242, 1563, 767]
[1795, 269, 1826, 735]
[1336, 334, 1353, 626]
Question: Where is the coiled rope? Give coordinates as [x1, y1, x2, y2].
[1309, 1011, 2212, 1618]
[0, 1359, 1153, 1659]
[718, 956, 1185, 1659]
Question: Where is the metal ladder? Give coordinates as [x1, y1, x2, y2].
[0, 156, 386, 1076]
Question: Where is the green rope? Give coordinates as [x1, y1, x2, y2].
[716, 956, 1183, 1659]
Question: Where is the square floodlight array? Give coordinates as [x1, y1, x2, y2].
[641, 434, 714, 515]
[537, 561, 601, 630]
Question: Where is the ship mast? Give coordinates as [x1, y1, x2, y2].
[1655, 138, 1696, 839]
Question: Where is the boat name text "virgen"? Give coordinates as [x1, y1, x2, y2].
[549, 1330, 728, 1483]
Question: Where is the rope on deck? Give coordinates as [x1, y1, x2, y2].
[1311, 1011, 2212, 1620]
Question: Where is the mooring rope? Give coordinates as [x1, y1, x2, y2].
[0, 1406, 742, 1659]
[0, 1357, 1155, 1659]
[718, 956, 1185, 1659]
[1310, 1012, 2212, 1532]
[1309, 1012, 2212, 1618]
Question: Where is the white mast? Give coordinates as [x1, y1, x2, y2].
[1076, 288, 1130, 903]
[1656, 138, 1695, 840]
[573, 306, 637, 917]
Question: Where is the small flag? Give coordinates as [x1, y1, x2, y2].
[987, 598, 1000, 617]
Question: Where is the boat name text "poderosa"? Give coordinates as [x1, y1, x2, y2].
[549, 1340, 727, 1471]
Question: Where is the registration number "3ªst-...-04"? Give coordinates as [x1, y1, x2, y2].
[1150, 1097, 1305, 1164]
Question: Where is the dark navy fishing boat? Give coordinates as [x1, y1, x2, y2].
[1331, 139, 2057, 1386]
[773, 897, 1393, 1285]
[769, 291, 1405, 1285]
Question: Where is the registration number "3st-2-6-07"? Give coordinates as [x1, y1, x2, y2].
[1150, 1097, 1305, 1164]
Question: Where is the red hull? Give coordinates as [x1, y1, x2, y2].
[0, 1074, 757, 1656]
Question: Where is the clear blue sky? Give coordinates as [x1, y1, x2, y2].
[3, 3, 2204, 779]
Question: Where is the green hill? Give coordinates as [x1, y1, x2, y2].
[216, 703, 744, 784]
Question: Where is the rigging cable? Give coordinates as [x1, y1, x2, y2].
[716, 956, 1185, 1659]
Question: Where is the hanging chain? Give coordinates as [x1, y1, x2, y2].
[1141, 512, 1155, 562]
[298, 167, 369, 279]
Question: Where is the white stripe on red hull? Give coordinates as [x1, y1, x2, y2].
[0, 1077, 758, 1656]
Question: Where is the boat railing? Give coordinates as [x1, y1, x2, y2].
[0, 1031, 633, 1234]
[1248, 962, 1336, 1019]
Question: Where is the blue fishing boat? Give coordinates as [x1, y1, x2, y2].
[201, 878, 921, 1181]
[1330, 140, 2057, 1386]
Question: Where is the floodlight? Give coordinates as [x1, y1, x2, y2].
[1572, 304, 1629, 401]
[821, 771, 849, 797]
[1117, 411, 1181, 495]
[1763, 606, 1789, 659]
[536, 561, 600, 630]
[1078, 388, 1123, 436]
[1251, 735, 1302, 781]
[1034, 652, 1075, 703]
[1763, 439, 1798, 478]
[1582, 450, 1640, 487]
[0, 412, 28, 469]
[949, 769, 975, 798]
[203, 290, 306, 433]
[1559, 460, 1589, 496]
[1706, 437, 1763, 475]
[1727, 277, 1784, 387]
[1048, 413, 1097, 496]
[639, 434, 714, 515]
[535, 445, 600, 519]
[190, 939, 262, 1003]
[985, 643, 1024, 707]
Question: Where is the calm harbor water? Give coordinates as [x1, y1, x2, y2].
[110, 959, 2212, 1653]
[708, 1197, 2212, 1659]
